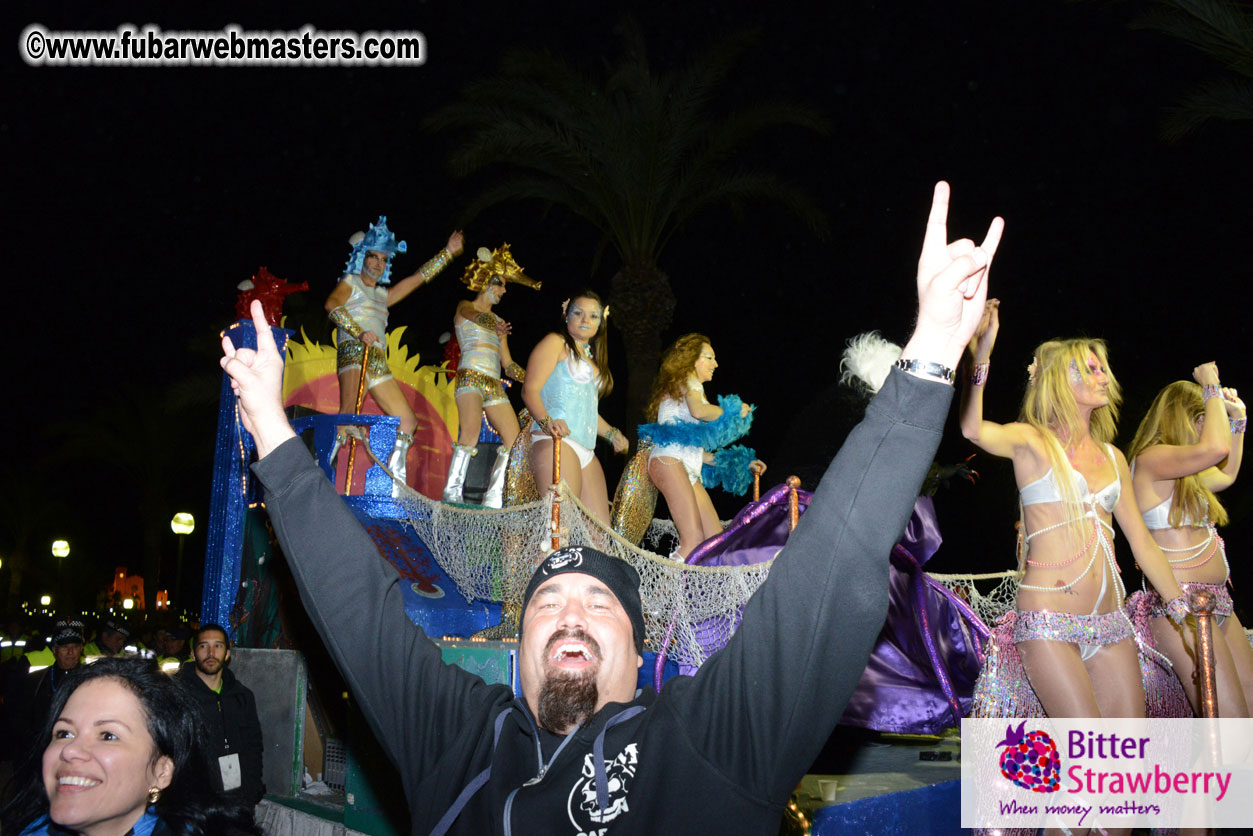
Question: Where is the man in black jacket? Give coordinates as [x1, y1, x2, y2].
[8, 618, 85, 753]
[176, 623, 265, 808]
[221, 182, 1003, 834]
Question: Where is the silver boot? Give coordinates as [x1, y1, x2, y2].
[482, 445, 510, 509]
[388, 430, 414, 497]
[442, 444, 475, 503]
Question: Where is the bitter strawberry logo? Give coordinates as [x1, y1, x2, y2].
[996, 721, 1061, 793]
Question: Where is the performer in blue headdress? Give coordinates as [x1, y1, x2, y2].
[325, 216, 463, 494]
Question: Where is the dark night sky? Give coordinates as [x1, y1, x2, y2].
[5, 1, 1251, 610]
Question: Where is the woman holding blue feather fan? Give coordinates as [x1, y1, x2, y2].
[639, 334, 766, 560]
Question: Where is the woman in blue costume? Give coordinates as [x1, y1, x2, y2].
[961, 300, 1187, 721]
[1126, 367, 1250, 716]
[639, 334, 765, 560]
[522, 291, 627, 525]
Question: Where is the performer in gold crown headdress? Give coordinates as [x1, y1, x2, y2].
[325, 217, 463, 495]
[443, 244, 541, 506]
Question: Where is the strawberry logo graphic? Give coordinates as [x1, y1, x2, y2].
[996, 721, 1060, 793]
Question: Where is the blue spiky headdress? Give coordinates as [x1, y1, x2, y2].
[344, 215, 408, 284]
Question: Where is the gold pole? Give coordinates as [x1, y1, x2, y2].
[1190, 587, 1219, 718]
[753, 469, 761, 502]
[344, 351, 370, 496]
[550, 438, 563, 551]
[787, 476, 801, 532]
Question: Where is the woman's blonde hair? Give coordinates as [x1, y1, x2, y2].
[1126, 380, 1228, 527]
[646, 334, 711, 421]
[1016, 338, 1123, 569]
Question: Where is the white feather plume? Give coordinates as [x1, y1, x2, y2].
[839, 331, 902, 395]
[348, 231, 365, 247]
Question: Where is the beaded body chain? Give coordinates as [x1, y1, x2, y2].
[1159, 525, 1227, 573]
[1019, 505, 1178, 668]
[1140, 524, 1229, 599]
[1019, 511, 1124, 607]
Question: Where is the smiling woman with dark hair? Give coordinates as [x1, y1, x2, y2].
[1, 657, 260, 836]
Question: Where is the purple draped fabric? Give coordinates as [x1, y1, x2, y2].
[838, 496, 988, 734]
[654, 491, 990, 735]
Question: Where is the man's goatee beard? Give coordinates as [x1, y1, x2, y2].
[537, 670, 599, 733]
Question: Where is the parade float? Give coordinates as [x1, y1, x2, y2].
[204, 279, 1016, 835]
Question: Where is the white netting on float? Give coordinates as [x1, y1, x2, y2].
[394, 484, 775, 670]
[925, 570, 1019, 628]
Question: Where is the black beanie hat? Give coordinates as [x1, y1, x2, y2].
[521, 546, 645, 655]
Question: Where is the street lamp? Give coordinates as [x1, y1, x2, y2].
[170, 513, 195, 610]
[51, 540, 69, 609]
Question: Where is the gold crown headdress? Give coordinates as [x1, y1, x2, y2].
[460, 243, 541, 292]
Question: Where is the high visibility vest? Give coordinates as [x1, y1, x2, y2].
[24, 646, 55, 668]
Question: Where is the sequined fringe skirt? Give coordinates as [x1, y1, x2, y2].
[1125, 590, 1202, 718]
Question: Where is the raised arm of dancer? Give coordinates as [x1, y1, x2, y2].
[522, 333, 568, 437]
[386, 230, 464, 305]
[1207, 388, 1246, 490]
[1111, 447, 1184, 602]
[959, 301, 1032, 458]
[1137, 363, 1232, 482]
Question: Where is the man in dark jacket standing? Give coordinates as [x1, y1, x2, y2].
[221, 183, 1004, 834]
[8, 618, 85, 753]
[176, 623, 265, 808]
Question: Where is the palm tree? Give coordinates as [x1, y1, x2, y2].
[1134, 0, 1253, 140]
[424, 20, 829, 424]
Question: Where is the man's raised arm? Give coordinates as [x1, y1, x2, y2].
[221, 303, 500, 784]
[676, 182, 1004, 801]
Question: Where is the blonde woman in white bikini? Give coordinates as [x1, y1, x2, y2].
[961, 299, 1186, 720]
[1127, 365, 1248, 715]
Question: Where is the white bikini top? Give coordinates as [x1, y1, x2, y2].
[1141, 493, 1208, 530]
[657, 379, 704, 428]
[1020, 444, 1120, 514]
